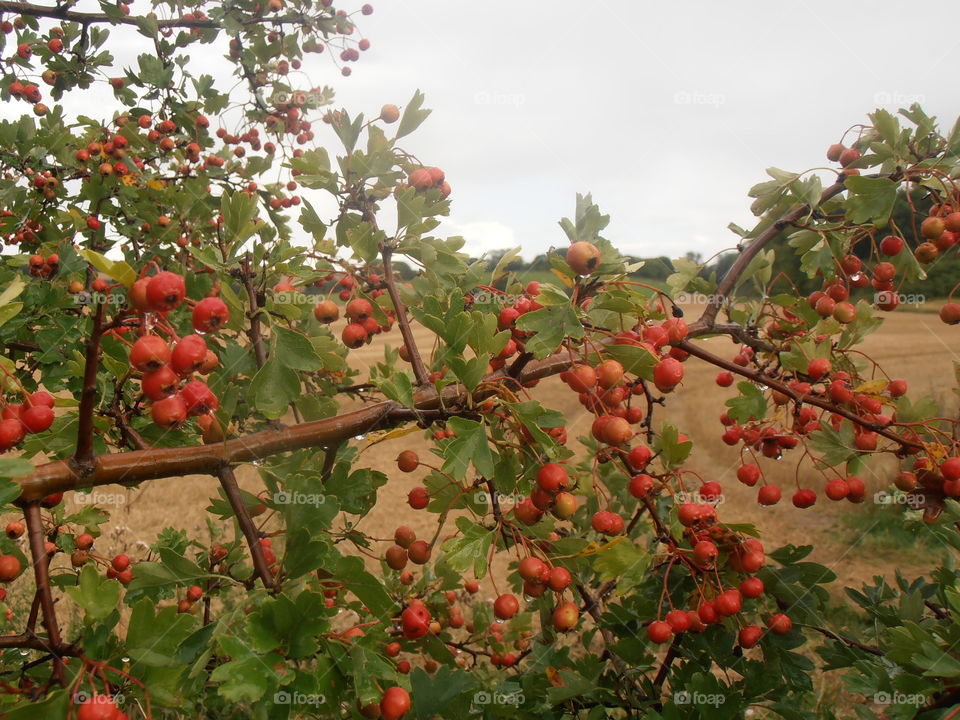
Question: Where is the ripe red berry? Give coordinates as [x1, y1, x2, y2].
[627, 444, 652, 470]
[145, 271, 186, 311]
[824, 478, 849, 501]
[629, 473, 655, 499]
[552, 600, 579, 631]
[647, 620, 673, 643]
[737, 464, 760, 486]
[397, 450, 419, 472]
[653, 357, 684, 392]
[151, 394, 187, 429]
[547, 566, 572, 591]
[171, 334, 208, 375]
[493, 593, 520, 619]
[757, 484, 781, 506]
[342, 322, 367, 348]
[738, 625, 763, 648]
[714, 589, 742, 616]
[141, 366, 179, 401]
[130, 335, 171, 372]
[792, 488, 817, 508]
[345, 298, 373, 321]
[536, 463, 568, 494]
[0, 555, 21, 582]
[21, 405, 54, 433]
[767, 613, 792, 635]
[407, 486, 429, 509]
[380, 686, 411, 720]
[180, 380, 218, 415]
[739, 576, 764, 598]
[192, 297, 230, 333]
[518, 556, 546, 581]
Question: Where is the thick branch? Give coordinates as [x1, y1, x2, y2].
[74, 301, 105, 467]
[23, 503, 65, 684]
[13, 345, 577, 501]
[692, 177, 848, 332]
[217, 465, 273, 589]
[242, 259, 268, 368]
[382, 247, 429, 385]
[0, 1, 329, 30]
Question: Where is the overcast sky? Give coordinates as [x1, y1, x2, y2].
[8, 1, 960, 261]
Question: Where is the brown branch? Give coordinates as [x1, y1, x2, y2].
[652, 634, 682, 689]
[692, 177, 848, 332]
[242, 258, 268, 369]
[675, 339, 924, 451]
[0, 1, 330, 30]
[216, 465, 273, 590]
[23, 503, 65, 685]
[381, 247, 429, 385]
[805, 624, 883, 656]
[74, 301, 105, 468]
[13, 347, 577, 501]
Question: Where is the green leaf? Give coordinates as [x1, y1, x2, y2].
[274, 326, 324, 371]
[442, 417, 494, 479]
[725, 381, 768, 423]
[441, 517, 494, 579]
[844, 175, 897, 226]
[336, 556, 396, 618]
[249, 357, 301, 418]
[65, 564, 121, 621]
[396, 89, 432, 140]
[593, 540, 650, 594]
[0, 457, 32, 478]
[657, 421, 693, 469]
[411, 666, 475, 720]
[514, 305, 583, 359]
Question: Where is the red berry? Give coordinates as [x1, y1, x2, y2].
[180, 380, 218, 415]
[380, 687, 411, 720]
[738, 625, 763, 648]
[767, 613, 792, 635]
[407, 486, 429, 509]
[493, 593, 519, 619]
[647, 620, 673, 643]
[192, 297, 230, 333]
[757, 484, 781, 506]
[171, 334, 208, 376]
[151, 395, 187, 429]
[130, 335, 171, 372]
[145, 271, 186, 311]
[21, 405, 54, 433]
[739, 577, 764, 598]
[536, 463, 568, 494]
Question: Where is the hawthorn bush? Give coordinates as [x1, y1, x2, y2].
[0, 2, 960, 719]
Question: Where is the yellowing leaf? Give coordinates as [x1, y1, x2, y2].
[568, 536, 625, 558]
[358, 425, 421, 453]
[853, 379, 888, 396]
[925, 442, 949, 460]
[551, 268, 575, 288]
[0, 277, 25, 306]
[120, 174, 140, 187]
[146, 179, 167, 191]
[79, 249, 137, 288]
